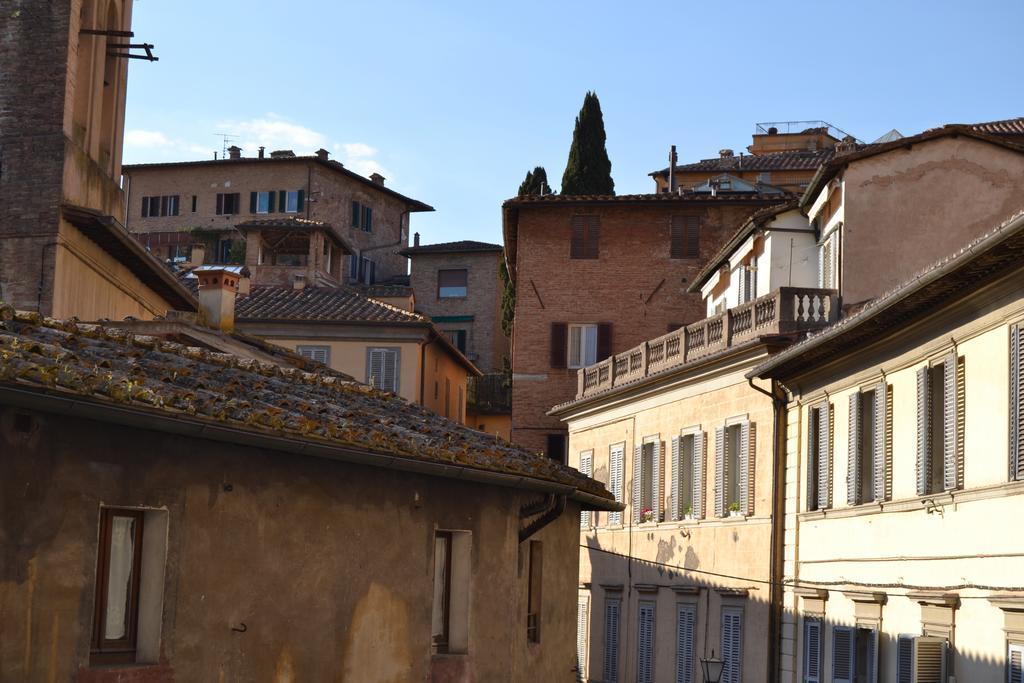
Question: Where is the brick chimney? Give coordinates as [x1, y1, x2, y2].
[196, 267, 238, 332]
[413, 232, 420, 247]
[227, 145, 242, 160]
[316, 148, 330, 161]
[719, 148, 734, 158]
[370, 172, 385, 185]
[258, 146, 265, 159]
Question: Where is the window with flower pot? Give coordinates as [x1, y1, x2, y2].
[633, 437, 662, 524]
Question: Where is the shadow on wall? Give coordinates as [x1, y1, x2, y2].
[579, 536, 1016, 683]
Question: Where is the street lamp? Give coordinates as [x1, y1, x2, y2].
[699, 650, 725, 683]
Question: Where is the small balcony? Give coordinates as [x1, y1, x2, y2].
[576, 287, 839, 400]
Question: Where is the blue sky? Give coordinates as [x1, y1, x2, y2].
[123, 0, 1024, 245]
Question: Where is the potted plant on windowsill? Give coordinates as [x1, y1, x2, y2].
[727, 502, 744, 518]
[683, 505, 695, 521]
[640, 507, 655, 523]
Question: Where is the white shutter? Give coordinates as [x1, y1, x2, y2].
[693, 432, 705, 519]
[832, 627, 855, 683]
[897, 635, 914, 683]
[721, 608, 743, 683]
[670, 436, 681, 521]
[818, 403, 831, 509]
[652, 441, 662, 523]
[637, 602, 656, 683]
[737, 266, 747, 304]
[383, 349, 398, 392]
[916, 366, 932, 496]
[714, 427, 726, 517]
[576, 599, 589, 683]
[1011, 325, 1024, 481]
[676, 604, 696, 683]
[603, 599, 620, 683]
[609, 445, 624, 527]
[1008, 643, 1024, 683]
[368, 349, 385, 389]
[803, 619, 821, 683]
[580, 453, 593, 530]
[914, 636, 946, 683]
[848, 392, 862, 506]
[873, 382, 887, 502]
[740, 422, 754, 516]
[633, 445, 643, 525]
[943, 354, 958, 491]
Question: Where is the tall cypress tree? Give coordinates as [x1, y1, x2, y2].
[517, 166, 553, 196]
[560, 91, 614, 195]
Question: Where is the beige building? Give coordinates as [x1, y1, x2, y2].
[122, 147, 432, 285]
[753, 210, 1024, 683]
[0, 0, 195, 320]
[552, 201, 839, 683]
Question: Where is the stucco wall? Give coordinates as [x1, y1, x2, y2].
[0, 407, 583, 682]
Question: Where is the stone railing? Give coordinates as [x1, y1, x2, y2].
[577, 287, 839, 399]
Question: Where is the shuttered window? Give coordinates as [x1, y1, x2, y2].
[914, 636, 947, 683]
[715, 422, 753, 517]
[366, 347, 399, 393]
[608, 444, 624, 526]
[603, 598, 621, 683]
[634, 439, 661, 524]
[671, 432, 705, 520]
[576, 599, 589, 682]
[282, 190, 302, 213]
[675, 604, 696, 683]
[637, 602, 656, 683]
[832, 627, 855, 683]
[438, 269, 468, 298]
[737, 265, 756, 304]
[216, 193, 240, 215]
[721, 607, 743, 683]
[897, 635, 914, 683]
[1010, 325, 1023, 481]
[568, 324, 599, 369]
[1008, 643, 1024, 683]
[808, 403, 832, 510]
[141, 195, 179, 217]
[579, 451, 593, 529]
[803, 619, 821, 683]
[818, 228, 839, 289]
[670, 215, 701, 259]
[916, 356, 962, 495]
[570, 215, 600, 259]
[848, 388, 883, 506]
[297, 345, 330, 365]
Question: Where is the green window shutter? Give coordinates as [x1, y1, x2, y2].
[297, 189, 305, 214]
[249, 192, 257, 214]
[278, 190, 286, 212]
[267, 190, 275, 213]
[848, 392, 861, 506]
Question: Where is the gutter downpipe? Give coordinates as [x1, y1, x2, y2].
[748, 374, 787, 683]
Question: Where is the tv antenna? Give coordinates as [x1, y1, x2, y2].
[213, 133, 238, 158]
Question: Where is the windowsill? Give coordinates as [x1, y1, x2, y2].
[798, 479, 1024, 521]
[438, 296, 468, 301]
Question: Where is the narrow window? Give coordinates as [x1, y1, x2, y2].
[847, 389, 877, 505]
[444, 378, 451, 417]
[92, 508, 144, 664]
[1011, 324, 1024, 481]
[527, 540, 543, 643]
[633, 439, 662, 524]
[570, 215, 600, 259]
[568, 324, 599, 369]
[726, 424, 742, 511]
[576, 598, 590, 682]
[579, 451, 594, 529]
[637, 601, 656, 683]
[432, 531, 452, 652]
[608, 444, 624, 526]
[191, 195, 197, 213]
[255, 191, 271, 214]
[141, 196, 151, 218]
[351, 200, 361, 228]
[445, 330, 467, 354]
[808, 404, 831, 511]
[670, 215, 700, 259]
[641, 442, 654, 518]
[367, 348, 399, 393]
[803, 619, 821, 683]
[916, 356, 961, 495]
[603, 598, 621, 682]
[833, 627, 878, 683]
[362, 205, 373, 232]
[721, 607, 743, 683]
[432, 530, 470, 654]
[285, 190, 299, 213]
[715, 422, 752, 517]
[672, 433, 696, 519]
[438, 269, 468, 298]
[297, 345, 330, 365]
[676, 603, 696, 683]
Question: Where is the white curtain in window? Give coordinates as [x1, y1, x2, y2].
[431, 535, 449, 643]
[104, 515, 136, 640]
[583, 326, 598, 366]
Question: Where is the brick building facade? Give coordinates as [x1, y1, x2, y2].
[502, 193, 786, 457]
[123, 150, 432, 285]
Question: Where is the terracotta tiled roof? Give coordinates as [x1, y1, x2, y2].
[236, 286, 427, 323]
[0, 304, 614, 505]
[236, 217, 334, 230]
[649, 148, 835, 177]
[366, 283, 414, 298]
[969, 116, 1024, 136]
[503, 191, 789, 207]
[400, 240, 503, 256]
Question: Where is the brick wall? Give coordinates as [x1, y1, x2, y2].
[509, 199, 775, 455]
[407, 250, 507, 373]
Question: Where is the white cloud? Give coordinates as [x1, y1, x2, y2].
[220, 115, 327, 154]
[333, 142, 389, 179]
[125, 129, 172, 147]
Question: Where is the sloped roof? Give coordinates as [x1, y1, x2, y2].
[400, 240, 503, 256]
[236, 286, 428, 323]
[969, 116, 1024, 136]
[0, 304, 615, 507]
[686, 173, 788, 195]
[235, 216, 355, 254]
[649, 148, 835, 178]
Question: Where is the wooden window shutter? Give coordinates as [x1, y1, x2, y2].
[1012, 325, 1024, 480]
[739, 422, 754, 516]
[896, 635, 914, 683]
[670, 215, 684, 259]
[916, 366, 932, 496]
[297, 189, 304, 213]
[714, 427, 726, 517]
[651, 441, 662, 523]
[576, 599, 589, 682]
[686, 216, 700, 258]
[586, 216, 600, 258]
[1008, 643, 1024, 683]
[141, 196, 150, 217]
[597, 323, 613, 362]
[692, 431, 705, 519]
[803, 619, 821, 683]
[914, 637, 946, 682]
[351, 201, 361, 228]
[831, 627, 854, 683]
[278, 190, 286, 212]
[873, 382, 888, 502]
[632, 445, 643, 525]
[570, 216, 585, 258]
[580, 453, 593, 529]
[848, 392, 862, 506]
[266, 190, 276, 213]
[676, 604, 696, 683]
[670, 436, 681, 521]
[249, 191, 257, 214]
[721, 608, 742, 683]
[807, 410, 819, 510]
[817, 403, 831, 510]
[942, 353, 958, 491]
[637, 603, 655, 683]
[550, 323, 568, 369]
[602, 599, 620, 682]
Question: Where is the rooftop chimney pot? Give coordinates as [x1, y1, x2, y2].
[258, 146, 265, 159]
[414, 232, 420, 247]
[369, 172, 386, 185]
[316, 148, 330, 161]
[227, 145, 242, 160]
[270, 149, 296, 159]
[719, 148, 734, 158]
[196, 268, 238, 332]
[767, 126, 779, 135]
